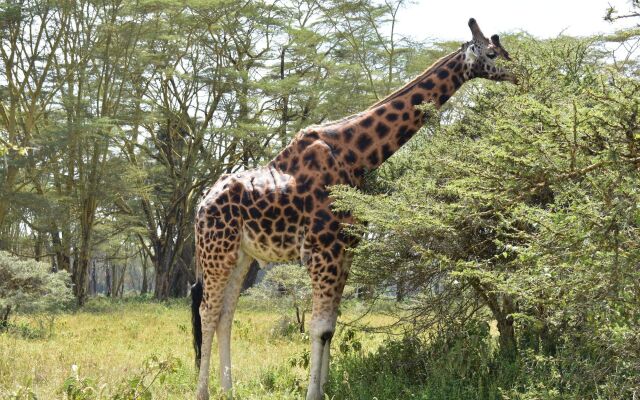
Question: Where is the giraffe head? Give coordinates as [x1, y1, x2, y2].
[462, 18, 516, 84]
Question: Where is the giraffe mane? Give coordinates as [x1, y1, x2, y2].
[309, 113, 363, 129]
[308, 50, 461, 130]
[368, 49, 462, 109]
[308, 49, 462, 130]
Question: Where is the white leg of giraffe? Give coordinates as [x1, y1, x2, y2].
[217, 250, 253, 393]
[319, 331, 332, 388]
[196, 238, 242, 400]
[319, 254, 352, 390]
[197, 304, 216, 400]
[307, 313, 338, 400]
[307, 335, 322, 400]
[306, 255, 351, 400]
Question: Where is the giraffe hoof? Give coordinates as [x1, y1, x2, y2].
[196, 388, 209, 400]
[306, 390, 322, 400]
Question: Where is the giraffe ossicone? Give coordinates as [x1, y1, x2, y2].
[192, 17, 516, 400]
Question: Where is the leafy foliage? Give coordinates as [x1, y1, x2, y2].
[60, 356, 180, 400]
[248, 263, 312, 334]
[0, 251, 73, 328]
[333, 31, 640, 398]
[0, 0, 420, 301]
[329, 321, 501, 400]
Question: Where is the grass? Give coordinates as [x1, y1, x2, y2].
[0, 296, 396, 399]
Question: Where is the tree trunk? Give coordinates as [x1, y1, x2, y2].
[170, 240, 194, 297]
[154, 269, 170, 299]
[153, 241, 172, 299]
[498, 295, 517, 358]
[154, 258, 190, 299]
[496, 313, 517, 359]
[141, 252, 149, 295]
[74, 194, 98, 305]
[472, 281, 518, 359]
[169, 266, 189, 297]
[50, 229, 70, 273]
[396, 271, 406, 302]
[0, 163, 19, 249]
[34, 232, 43, 261]
[111, 262, 117, 296]
[90, 260, 97, 295]
[105, 261, 112, 297]
[116, 262, 127, 297]
[151, 225, 193, 299]
[0, 306, 11, 330]
[295, 305, 305, 333]
[74, 257, 90, 306]
[280, 46, 290, 148]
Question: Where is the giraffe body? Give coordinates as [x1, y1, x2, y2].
[192, 18, 515, 400]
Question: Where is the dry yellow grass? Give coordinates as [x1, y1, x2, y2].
[0, 297, 396, 399]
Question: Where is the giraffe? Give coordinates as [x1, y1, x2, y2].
[191, 18, 516, 400]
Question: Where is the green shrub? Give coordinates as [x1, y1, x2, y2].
[0, 251, 73, 331]
[60, 355, 180, 400]
[247, 263, 312, 333]
[329, 319, 640, 400]
[328, 320, 512, 400]
[4, 385, 38, 400]
[331, 28, 640, 400]
[271, 315, 300, 339]
[259, 364, 302, 394]
[3, 319, 55, 339]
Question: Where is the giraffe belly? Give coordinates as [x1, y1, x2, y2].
[239, 223, 302, 266]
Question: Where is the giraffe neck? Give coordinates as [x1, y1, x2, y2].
[322, 50, 468, 171]
[270, 49, 471, 187]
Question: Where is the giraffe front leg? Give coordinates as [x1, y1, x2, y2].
[305, 258, 349, 400]
[307, 310, 338, 400]
[196, 268, 233, 400]
[319, 254, 352, 391]
[319, 329, 332, 390]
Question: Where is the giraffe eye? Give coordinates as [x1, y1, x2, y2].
[487, 52, 497, 59]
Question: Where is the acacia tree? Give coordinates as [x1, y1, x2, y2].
[0, 1, 70, 251]
[113, 0, 283, 298]
[334, 31, 640, 393]
[1, 0, 433, 301]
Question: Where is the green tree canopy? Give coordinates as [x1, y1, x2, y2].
[333, 32, 640, 397]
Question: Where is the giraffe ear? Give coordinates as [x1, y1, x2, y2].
[465, 44, 478, 61]
[491, 34, 512, 61]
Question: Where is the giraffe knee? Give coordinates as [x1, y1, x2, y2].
[320, 331, 333, 344]
[311, 318, 336, 344]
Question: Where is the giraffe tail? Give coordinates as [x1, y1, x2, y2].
[191, 279, 203, 370]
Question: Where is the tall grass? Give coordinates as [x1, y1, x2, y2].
[0, 296, 394, 399]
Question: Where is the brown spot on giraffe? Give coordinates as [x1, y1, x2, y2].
[192, 17, 516, 400]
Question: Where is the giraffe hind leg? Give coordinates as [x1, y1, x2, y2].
[195, 241, 242, 399]
[217, 250, 253, 393]
[196, 286, 219, 400]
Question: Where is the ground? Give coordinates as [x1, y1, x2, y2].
[0, 297, 396, 399]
